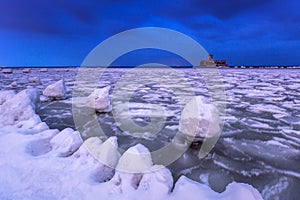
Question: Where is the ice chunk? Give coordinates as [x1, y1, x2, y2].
[0, 89, 41, 128]
[86, 86, 111, 112]
[50, 128, 83, 157]
[43, 79, 66, 99]
[10, 81, 17, 88]
[2, 68, 12, 74]
[116, 144, 153, 173]
[179, 96, 220, 140]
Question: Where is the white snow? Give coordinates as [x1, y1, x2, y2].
[43, 79, 66, 99]
[86, 86, 111, 112]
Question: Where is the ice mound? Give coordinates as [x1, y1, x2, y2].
[86, 86, 111, 112]
[179, 96, 220, 140]
[43, 79, 66, 99]
[50, 128, 83, 157]
[0, 89, 42, 128]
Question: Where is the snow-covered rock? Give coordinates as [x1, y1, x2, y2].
[0, 89, 41, 128]
[43, 79, 66, 99]
[50, 128, 83, 157]
[86, 86, 111, 112]
[0, 90, 15, 105]
[179, 96, 220, 140]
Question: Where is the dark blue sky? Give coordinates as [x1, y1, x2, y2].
[0, 0, 299, 66]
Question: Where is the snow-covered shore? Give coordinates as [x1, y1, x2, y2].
[0, 89, 263, 199]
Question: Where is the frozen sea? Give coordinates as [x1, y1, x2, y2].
[1, 67, 300, 199]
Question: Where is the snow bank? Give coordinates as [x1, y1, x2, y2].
[86, 86, 111, 112]
[43, 79, 66, 99]
[179, 96, 220, 140]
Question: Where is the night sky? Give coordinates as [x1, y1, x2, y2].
[0, 0, 299, 66]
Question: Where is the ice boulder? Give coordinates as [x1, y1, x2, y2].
[0, 89, 41, 128]
[0, 90, 15, 105]
[50, 128, 83, 157]
[43, 79, 66, 99]
[86, 86, 111, 112]
[179, 96, 220, 142]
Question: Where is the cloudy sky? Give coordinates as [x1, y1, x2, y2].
[0, 0, 299, 66]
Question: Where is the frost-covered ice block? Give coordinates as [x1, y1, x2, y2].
[86, 86, 111, 112]
[0, 89, 41, 128]
[179, 96, 220, 141]
[50, 128, 83, 157]
[43, 79, 66, 99]
[0, 90, 15, 105]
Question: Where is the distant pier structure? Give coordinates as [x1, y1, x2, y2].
[200, 54, 227, 67]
